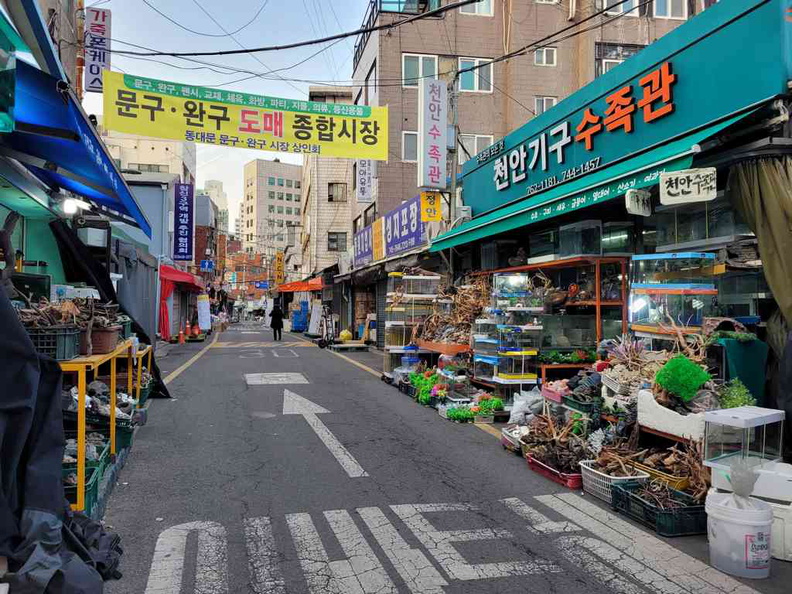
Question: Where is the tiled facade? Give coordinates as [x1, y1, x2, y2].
[350, 0, 711, 231]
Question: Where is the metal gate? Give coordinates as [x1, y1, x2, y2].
[376, 278, 387, 349]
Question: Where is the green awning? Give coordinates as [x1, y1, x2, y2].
[430, 112, 750, 252]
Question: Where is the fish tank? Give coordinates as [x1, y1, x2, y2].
[387, 301, 433, 325]
[503, 308, 544, 326]
[493, 273, 545, 310]
[495, 354, 538, 381]
[386, 272, 404, 294]
[494, 273, 530, 296]
[473, 337, 500, 355]
[629, 287, 716, 332]
[474, 355, 497, 381]
[704, 407, 790, 502]
[385, 324, 413, 348]
[497, 325, 542, 351]
[630, 252, 717, 287]
[602, 222, 636, 256]
[541, 314, 597, 348]
[528, 228, 558, 263]
[474, 312, 503, 339]
[402, 275, 442, 295]
[559, 220, 602, 257]
[385, 305, 407, 323]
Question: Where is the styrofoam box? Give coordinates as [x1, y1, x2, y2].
[637, 389, 705, 442]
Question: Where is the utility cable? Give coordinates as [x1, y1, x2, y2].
[141, 0, 270, 38]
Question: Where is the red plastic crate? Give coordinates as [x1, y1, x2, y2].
[525, 454, 583, 489]
[541, 385, 564, 403]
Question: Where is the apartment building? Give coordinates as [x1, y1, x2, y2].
[102, 130, 197, 184]
[202, 180, 229, 233]
[299, 86, 357, 277]
[350, 0, 708, 232]
[241, 159, 303, 256]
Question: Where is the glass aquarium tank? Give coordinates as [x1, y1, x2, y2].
[385, 324, 413, 348]
[494, 272, 529, 296]
[493, 273, 544, 310]
[473, 337, 500, 355]
[474, 311, 504, 339]
[528, 228, 559, 263]
[497, 325, 542, 351]
[602, 222, 636, 256]
[402, 275, 442, 295]
[474, 355, 498, 381]
[495, 354, 538, 381]
[559, 220, 602, 257]
[629, 288, 716, 332]
[386, 272, 404, 294]
[630, 252, 717, 287]
[540, 314, 597, 348]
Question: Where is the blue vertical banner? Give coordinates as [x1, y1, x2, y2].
[384, 195, 425, 257]
[173, 183, 194, 261]
[353, 225, 373, 267]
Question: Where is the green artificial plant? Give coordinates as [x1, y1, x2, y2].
[654, 355, 711, 403]
[719, 378, 757, 409]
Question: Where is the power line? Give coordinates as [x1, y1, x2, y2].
[141, 0, 270, 38]
[111, 0, 482, 57]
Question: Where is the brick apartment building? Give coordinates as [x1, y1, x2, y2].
[350, 0, 704, 232]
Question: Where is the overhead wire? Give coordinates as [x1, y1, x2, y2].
[140, 0, 270, 38]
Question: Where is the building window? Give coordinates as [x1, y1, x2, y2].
[534, 96, 557, 115]
[402, 131, 418, 162]
[286, 179, 293, 188]
[534, 47, 557, 67]
[595, 42, 644, 78]
[268, 191, 275, 199]
[364, 205, 377, 226]
[402, 53, 437, 88]
[605, 0, 639, 15]
[286, 207, 292, 215]
[654, 0, 686, 19]
[286, 193, 293, 201]
[128, 163, 168, 173]
[295, 180, 301, 189]
[277, 206, 284, 214]
[701, 0, 719, 9]
[269, 205, 275, 213]
[294, 207, 301, 216]
[277, 192, 284, 200]
[276, 234, 284, 242]
[327, 232, 347, 252]
[458, 134, 493, 164]
[460, 0, 492, 16]
[268, 176, 275, 185]
[459, 58, 492, 93]
[277, 220, 284, 228]
[364, 61, 377, 105]
[277, 178, 284, 186]
[328, 183, 347, 202]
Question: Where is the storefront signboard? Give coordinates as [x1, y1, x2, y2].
[354, 225, 373, 267]
[372, 218, 385, 261]
[173, 183, 194, 261]
[356, 159, 373, 202]
[659, 167, 717, 205]
[420, 191, 443, 222]
[417, 78, 447, 189]
[103, 71, 389, 160]
[274, 251, 285, 285]
[84, 7, 111, 93]
[460, 0, 792, 216]
[384, 196, 425, 257]
[197, 294, 211, 331]
[625, 189, 652, 217]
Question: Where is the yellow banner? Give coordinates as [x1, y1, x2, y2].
[420, 191, 443, 222]
[372, 218, 385, 261]
[274, 252, 285, 285]
[102, 71, 389, 160]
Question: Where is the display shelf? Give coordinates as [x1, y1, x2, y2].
[384, 347, 434, 354]
[491, 376, 538, 385]
[471, 377, 496, 389]
[505, 306, 545, 313]
[416, 339, 471, 355]
[564, 300, 623, 307]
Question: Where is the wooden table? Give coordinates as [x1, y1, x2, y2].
[59, 339, 133, 511]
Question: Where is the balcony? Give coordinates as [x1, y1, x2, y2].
[353, 0, 441, 71]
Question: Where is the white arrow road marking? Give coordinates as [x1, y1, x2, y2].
[244, 517, 286, 594]
[144, 521, 227, 594]
[272, 349, 298, 358]
[286, 511, 396, 594]
[282, 390, 368, 478]
[245, 373, 309, 385]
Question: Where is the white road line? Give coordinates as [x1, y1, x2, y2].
[283, 390, 368, 478]
[245, 373, 309, 385]
[285, 513, 344, 594]
[392, 502, 561, 581]
[500, 497, 579, 535]
[244, 517, 286, 594]
[537, 494, 761, 594]
[554, 535, 648, 594]
[357, 506, 449, 594]
[144, 521, 228, 594]
[272, 349, 298, 358]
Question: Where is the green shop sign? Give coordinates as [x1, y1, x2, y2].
[461, 0, 792, 216]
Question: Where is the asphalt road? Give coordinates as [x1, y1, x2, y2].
[105, 323, 791, 593]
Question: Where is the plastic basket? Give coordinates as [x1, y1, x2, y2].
[63, 466, 100, 516]
[525, 453, 583, 489]
[627, 460, 690, 491]
[80, 326, 121, 355]
[611, 482, 706, 537]
[541, 385, 564, 403]
[138, 382, 152, 406]
[562, 394, 596, 414]
[579, 460, 650, 504]
[119, 319, 132, 339]
[26, 325, 80, 361]
[601, 373, 630, 396]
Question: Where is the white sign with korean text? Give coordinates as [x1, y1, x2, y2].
[84, 7, 111, 93]
[625, 189, 652, 217]
[356, 159, 373, 202]
[417, 78, 447, 189]
[659, 168, 717, 205]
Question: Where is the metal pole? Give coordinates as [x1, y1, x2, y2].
[447, 74, 459, 281]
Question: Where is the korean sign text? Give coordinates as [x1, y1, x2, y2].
[418, 78, 448, 189]
[84, 8, 111, 93]
[173, 183, 194, 261]
[384, 196, 425, 257]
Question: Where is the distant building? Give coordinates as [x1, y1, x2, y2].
[241, 159, 303, 256]
[102, 130, 196, 184]
[201, 180, 229, 233]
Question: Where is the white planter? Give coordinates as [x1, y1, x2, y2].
[637, 389, 705, 442]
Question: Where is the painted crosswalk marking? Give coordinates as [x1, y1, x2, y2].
[213, 341, 314, 349]
[145, 496, 761, 594]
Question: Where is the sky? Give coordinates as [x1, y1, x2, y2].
[82, 0, 366, 228]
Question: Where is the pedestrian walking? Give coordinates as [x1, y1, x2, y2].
[269, 304, 284, 341]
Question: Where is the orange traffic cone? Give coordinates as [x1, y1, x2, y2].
[185, 320, 191, 336]
[192, 324, 200, 337]
[178, 326, 185, 344]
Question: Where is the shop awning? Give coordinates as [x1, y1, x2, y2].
[430, 112, 752, 253]
[277, 277, 325, 293]
[160, 264, 202, 291]
[0, 61, 152, 236]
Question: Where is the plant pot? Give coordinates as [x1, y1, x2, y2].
[80, 326, 122, 355]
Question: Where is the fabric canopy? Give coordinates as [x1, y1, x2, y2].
[431, 111, 754, 252]
[3, 61, 152, 236]
[160, 264, 203, 290]
[277, 277, 324, 293]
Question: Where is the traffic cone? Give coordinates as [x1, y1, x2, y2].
[178, 326, 185, 344]
[185, 320, 191, 336]
[192, 323, 200, 337]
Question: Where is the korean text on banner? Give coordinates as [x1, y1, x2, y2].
[274, 252, 285, 285]
[660, 168, 717, 205]
[420, 191, 443, 222]
[354, 225, 373, 267]
[356, 159, 374, 202]
[173, 183, 194, 261]
[384, 196, 425, 257]
[103, 71, 389, 160]
[84, 8, 111, 93]
[372, 218, 385, 261]
[197, 294, 211, 331]
[417, 78, 448, 189]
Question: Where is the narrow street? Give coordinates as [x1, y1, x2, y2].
[105, 325, 787, 594]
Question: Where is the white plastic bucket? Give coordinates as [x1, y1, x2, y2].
[706, 491, 773, 579]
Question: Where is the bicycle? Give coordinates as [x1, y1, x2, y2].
[317, 305, 335, 349]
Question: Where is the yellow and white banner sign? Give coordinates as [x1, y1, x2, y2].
[420, 191, 443, 222]
[103, 71, 389, 160]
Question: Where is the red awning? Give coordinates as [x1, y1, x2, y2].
[160, 264, 203, 291]
[277, 277, 325, 293]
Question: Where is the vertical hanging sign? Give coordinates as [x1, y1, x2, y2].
[173, 183, 194, 261]
[84, 7, 111, 93]
[417, 78, 447, 189]
[274, 251, 285, 285]
[356, 159, 373, 202]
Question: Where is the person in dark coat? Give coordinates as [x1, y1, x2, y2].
[269, 304, 284, 341]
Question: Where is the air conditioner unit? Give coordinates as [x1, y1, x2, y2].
[457, 205, 472, 222]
